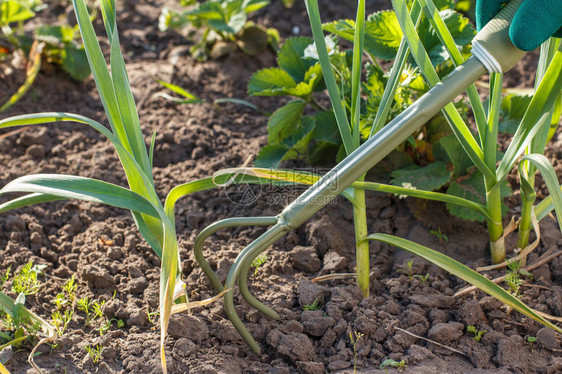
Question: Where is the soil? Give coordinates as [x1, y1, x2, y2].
[1, 0, 561, 373]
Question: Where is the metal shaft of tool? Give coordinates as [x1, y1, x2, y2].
[224, 56, 487, 353]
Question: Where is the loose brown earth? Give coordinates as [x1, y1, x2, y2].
[1, 1, 561, 373]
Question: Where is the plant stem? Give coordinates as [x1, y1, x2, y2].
[352, 182, 369, 297]
[486, 182, 505, 264]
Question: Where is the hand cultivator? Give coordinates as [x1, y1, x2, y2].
[194, 0, 531, 354]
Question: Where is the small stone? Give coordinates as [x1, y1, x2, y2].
[427, 322, 464, 343]
[321, 251, 347, 273]
[174, 338, 196, 356]
[291, 246, 321, 273]
[536, 327, 559, 350]
[296, 361, 324, 374]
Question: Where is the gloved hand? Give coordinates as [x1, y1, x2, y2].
[476, 0, 562, 51]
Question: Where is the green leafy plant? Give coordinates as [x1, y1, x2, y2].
[380, 358, 408, 373]
[0, 1, 90, 112]
[159, 0, 277, 60]
[251, 253, 268, 276]
[51, 309, 74, 338]
[467, 325, 487, 342]
[527, 336, 536, 352]
[396, 260, 429, 282]
[84, 344, 103, 365]
[11, 261, 46, 296]
[349, 330, 364, 373]
[222, 0, 562, 342]
[302, 297, 322, 311]
[0, 1, 238, 370]
[430, 227, 448, 243]
[504, 261, 524, 296]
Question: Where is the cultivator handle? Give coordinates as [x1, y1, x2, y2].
[472, 0, 526, 73]
[196, 0, 528, 355]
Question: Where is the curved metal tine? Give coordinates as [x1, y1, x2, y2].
[193, 216, 278, 294]
[224, 221, 289, 354]
[238, 250, 280, 320]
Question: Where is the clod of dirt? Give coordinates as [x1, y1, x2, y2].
[126, 308, 147, 327]
[327, 359, 352, 371]
[174, 338, 197, 356]
[291, 246, 321, 273]
[406, 344, 436, 363]
[26, 144, 46, 158]
[306, 216, 346, 256]
[301, 310, 335, 337]
[468, 343, 493, 368]
[297, 279, 329, 306]
[427, 322, 464, 343]
[5, 215, 25, 232]
[536, 327, 559, 349]
[409, 293, 455, 309]
[458, 299, 486, 326]
[81, 264, 116, 289]
[296, 361, 324, 374]
[168, 314, 209, 343]
[266, 329, 316, 363]
[495, 336, 530, 370]
[321, 250, 347, 273]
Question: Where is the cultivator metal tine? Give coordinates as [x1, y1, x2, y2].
[193, 216, 279, 318]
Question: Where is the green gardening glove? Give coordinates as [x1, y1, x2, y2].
[476, 0, 562, 51]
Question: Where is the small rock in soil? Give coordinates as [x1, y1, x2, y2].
[536, 327, 559, 349]
[410, 294, 454, 309]
[301, 310, 335, 337]
[291, 246, 321, 273]
[321, 250, 347, 273]
[82, 265, 115, 289]
[297, 279, 328, 307]
[458, 299, 486, 326]
[427, 322, 464, 343]
[168, 315, 209, 343]
[296, 361, 324, 374]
